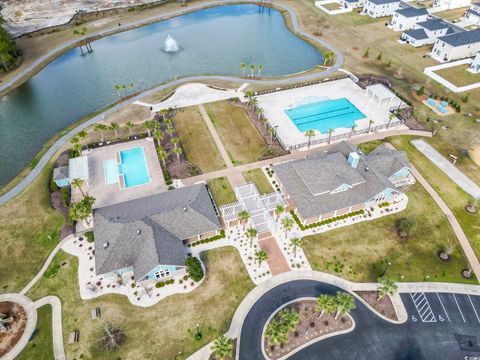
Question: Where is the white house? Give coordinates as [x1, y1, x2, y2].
[471, 52, 480, 72]
[464, 2, 480, 25]
[340, 0, 366, 9]
[390, 6, 430, 31]
[431, 28, 480, 62]
[363, 0, 406, 17]
[432, 0, 472, 10]
[401, 18, 458, 47]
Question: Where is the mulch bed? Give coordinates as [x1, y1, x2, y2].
[209, 338, 237, 360]
[264, 300, 353, 360]
[0, 302, 28, 358]
[50, 149, 73, 237]
[356, 291, 398, 321]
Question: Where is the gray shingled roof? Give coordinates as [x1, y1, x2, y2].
[417, 18, 449, 31]
[369, 0, 400, 5]
[404, 28, 429, 40]
[439, 28, 480, 47]
[396, 7, 429, 17]
[366, 145, 411, 178]
[94, 184, 220, 280]
[53, 166, 69, 181]
[273, 142, 408, 220]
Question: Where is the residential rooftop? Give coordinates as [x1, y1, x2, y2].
[417, 18, 450, 31]
[396, 6, 429, 17]
[439, 28, 480, 47]
[368, 0, 401, 5]
[404, 28, 429, 40]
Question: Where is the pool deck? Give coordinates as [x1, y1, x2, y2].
[86, 139, 167, 208]
[256, 78, 404, 149]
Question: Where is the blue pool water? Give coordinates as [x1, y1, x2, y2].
[104, 159, 119, 185]
[285, 98, 366, 134]
[119, 147, 150, 188]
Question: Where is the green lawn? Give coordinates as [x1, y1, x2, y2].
[0, 164, 64, 293]
[434, 65, 480, 87]
[207, 177, 237, 207]
[17, 305, 54, 360]
[24, 247, 254, 360]
[302, 182, 476, 284]
[243, 169, 274, 195]
[204, 101, 269, 165]
[357, 140, 384, 154]
[173, 106, 226, 173]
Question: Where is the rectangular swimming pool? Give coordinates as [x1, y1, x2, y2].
[104, 159, 119, 185]
[285, 98, 366, 134]
[119, 147, 151, 188]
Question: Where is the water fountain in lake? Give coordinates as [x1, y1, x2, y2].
[163, 35, 181, 53]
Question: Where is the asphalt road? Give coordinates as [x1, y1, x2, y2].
[238, 280, 480, 360]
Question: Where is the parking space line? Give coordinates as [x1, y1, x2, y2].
[468, 295, 480, 323]
[436, 293, 450, 322]
[453, 294, 466, 323]
[410, 293, 436, 323]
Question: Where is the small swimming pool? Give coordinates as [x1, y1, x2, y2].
[104, 159, 119, 185]
[285, 98, 366, 134]
[119, 147, 151, 188]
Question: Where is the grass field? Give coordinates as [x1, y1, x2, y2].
[302, 182, 476, 284]
[204, 101, 269, 165]
[242, 169, 274, 195]
[207, 177, 237, 207]
[16, 305, 54, 360]
[173, 106, 226, 173]
[434, 64, 480, 87]
[25, 247, 253, 360]
[0, 164, 64, 293]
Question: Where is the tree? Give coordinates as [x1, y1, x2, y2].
[255, 250, 268, 266]
[328, 128, 334, 144]
[376, 52, 383, 61]
[238, 210, 250, 230]
[211, 335, 234, 360]
[95, 323, 126, 353]
[171, 137, 180, 149]
[94, 124, 107, 142]
[250, 64, 256, 78]
[316, 294, 337, 317]
[69, 195, 95, 225]
[334, 292, 356, 319]
[417, 85, 425, 96]
[185, 256, 204, 282]
[152, 130, 164, 147]
[143, 120, 157, 138]
[77, 130, 88, 151]
[241, 62, 247, 77]
[70, 178, 85, 197]
[173, 147, 183, 161]
[304, 129, 316, 149]
[0, 26, 18, 71]
[324, 51, 334, 66]
[377, 277, 398, 300]
[157, 147, 168, 167]
[246, 227, 258, 248]
[274, 204, 285, 222]
[396, 218, 413, 238]
[125, 121, 134, 138]
[289, 237, 302, 258]
[368, 119, 374, 133]
[281, 216, 294, 238]
[166, 125, 175, 138]
[363, 48, 370, 58]
[110, 122, 120, 139]
[113, 84, 122, 97]
[257, 64, 264, 77]
[268, 127, 275, 143]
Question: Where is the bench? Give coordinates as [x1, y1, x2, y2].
[91, 308, 101, 320]
[448, 154, 458, 165]
[68, 330, 79, 344]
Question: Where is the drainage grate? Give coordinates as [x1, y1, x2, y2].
[455, 334, 480, 352]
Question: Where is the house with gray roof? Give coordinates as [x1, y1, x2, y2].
[465, 3, 480, 25]
[363, 0, 409, 18]
[390, 6, 430, 31]
[273, 142, 414, 225]
[93, 183, 221, 283]
[432, 0, 472, 11]
[431, 28, 480, 62]
[401, 17, 461, 47]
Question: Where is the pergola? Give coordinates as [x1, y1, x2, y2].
[69, 156, 90, 185]
[365, 84, 397, 106]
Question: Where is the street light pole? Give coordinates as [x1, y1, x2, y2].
[381, 262, 392, 277]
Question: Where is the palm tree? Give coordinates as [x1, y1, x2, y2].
[289, 237, 302, 258]
[377, 277, 398, 300]
[70, 178, 85, 197]
[70, 136, 80, 148]
[73, 28, 85, 55]
[246, 227, 258, 248]
[241, 62, 247, 77]
[257, 64, 264, 77]
[94, 124, 107, 142]
[69, 195, 96, 225]
[113, 84, 122, 98]
[304, 129, 316, 149]
[238, 210, 250, 230]
[349, 125, 357, 138]
[125, 121, 134, 138]
[324, 51, 334, 66]
[157, 147, 168, 167]
[110, 122, 120, 139]
[268, 127, 275, 143]
[143, 120, 156, 138]
[255, 250, 268, 266]
[160, 109, 169, 122]
[328, 128, 334, 144]
[316, 294, 336, 318]
[78, 130, 88, 151]
[281, 216, 294, 238]
[388, 113, 395, 128]
[274, 204, 285, 222]
[334, 292, 356, 319]
[166, 125, 175, 138]
[171, 137, 180, 149]
[211, 335, 234, 360]
[250, 64, 256, 78]
[152, 130, 164, 147]
[368, 119, 374, 133]
[173, 147, 183, 161]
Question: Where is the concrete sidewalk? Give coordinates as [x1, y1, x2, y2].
[34, 296, 65, 360]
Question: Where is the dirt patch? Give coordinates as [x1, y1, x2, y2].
[264, 299, 353, 360]
[209, 338, 237, 360]
[0, 302, 28, 357]
[469, 146, 480, 167]
[356, 291, 398, 321]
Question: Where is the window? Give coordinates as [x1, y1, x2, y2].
[154, 268, 171, 279]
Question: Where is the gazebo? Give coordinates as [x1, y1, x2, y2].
[53, 156, 90, 188]
[365, 84, 397, 106]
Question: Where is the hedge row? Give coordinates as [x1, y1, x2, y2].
[155, 279, 175, 288]
[290, 209, 365, 231]
[187, 229, 226, 247]
[378, 202, 390, 208]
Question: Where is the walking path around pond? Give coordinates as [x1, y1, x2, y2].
[198, 104, 234, 168]
[33, 296, 65, 360]
[386, 143, 480, 280]
[0, 0, 344, 205]
[411, 139, 480, 199]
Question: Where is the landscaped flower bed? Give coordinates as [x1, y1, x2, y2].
[356, 291, 398, 321]
[263, 299, 353, 360]
[290, 209, 366, 231]
[187, 229, 226, 247]
[0, 302, 28, 358]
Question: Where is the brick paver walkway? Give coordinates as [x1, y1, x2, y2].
[258, 235, 290, 275]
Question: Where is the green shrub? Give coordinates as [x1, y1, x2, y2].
[185, 257, 204, 282]
[61, 187, 70, 206]
[85, 231, 94, 243]
[417, 85, 425, 96]
[44, 263, 61, 278]
[131, 282, 136, 288]
[156, 281, 166, 288]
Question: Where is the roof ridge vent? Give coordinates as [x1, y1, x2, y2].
[103, 242, 109, 249]
[137, 229, 142, 235]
